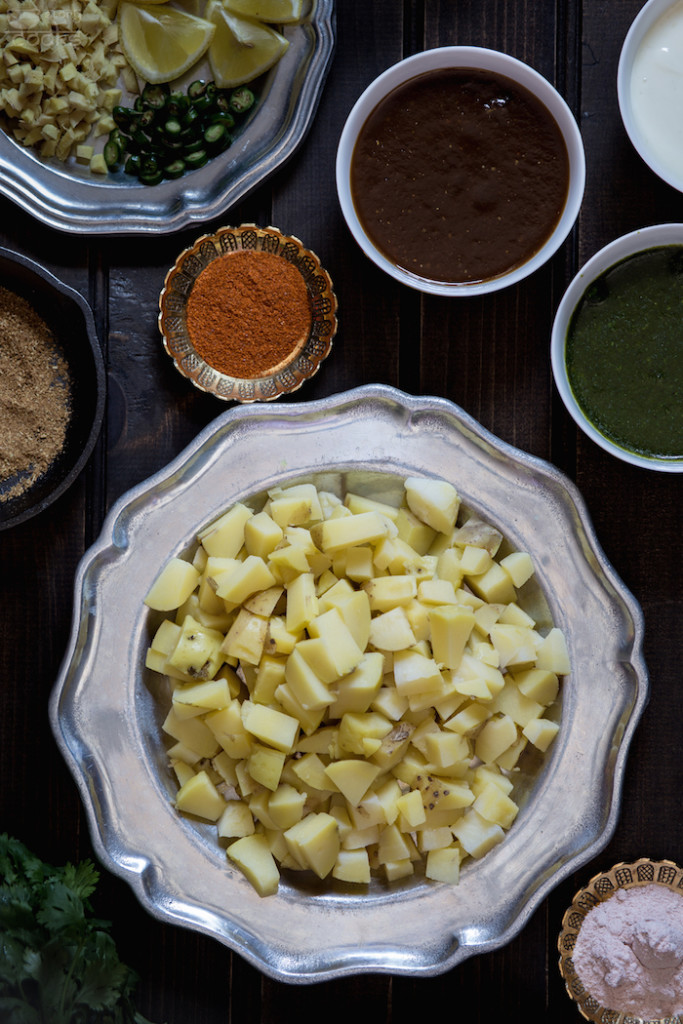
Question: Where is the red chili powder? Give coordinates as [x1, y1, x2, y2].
[185, 249, 312, 378]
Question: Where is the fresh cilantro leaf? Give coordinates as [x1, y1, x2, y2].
[0, 835, 161, 1024]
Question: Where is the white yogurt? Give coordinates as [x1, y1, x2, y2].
[629, 0, 683, 184]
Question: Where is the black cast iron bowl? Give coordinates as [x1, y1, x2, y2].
[0, 248, 105, 530]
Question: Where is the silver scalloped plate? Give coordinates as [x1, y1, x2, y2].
[49, 384, 648, 982]
[0, 1, 335, 235]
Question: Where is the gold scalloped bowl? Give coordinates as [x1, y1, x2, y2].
[558, 858, 683, 1022]
[159, 225, 338, 404]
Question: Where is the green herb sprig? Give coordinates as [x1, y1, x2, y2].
[0, 834, 159, 1024]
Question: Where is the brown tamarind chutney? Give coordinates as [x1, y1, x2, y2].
[350, 67, 570, 284]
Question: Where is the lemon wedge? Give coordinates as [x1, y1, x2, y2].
[221, 0, 304, 23]
[119, 2, 216, 84]
[206, 1, 289, 87]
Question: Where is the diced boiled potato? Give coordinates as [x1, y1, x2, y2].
[425, 846, 462, 883]
[474, 714, 518, 764]
[200, 502, 253, 557]
[284, 812, 340, 879]
[145, 558, 200, 611]
[324, 759, 381, 806]
[523, 717, 560, 751]
[404, 476, 460, 534]
[241, 699, 299, 752]
[227, 834, 280, 897]
[514, 667, 559, 706]
[428, 604, 475, 670]
[452, 810, 505, 858]
[319, 510, 395, 553]
[535, 627, 571, 675]
[218, 801, 256, 838]
[175, 770, 226, 821]
[368, 605, 416, 651]
[146, 473, 568, 897]
[332, 848, 371, 884]
[499, 551, 534, 588]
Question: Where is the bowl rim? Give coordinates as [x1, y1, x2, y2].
[49, 383, 648, 982]
[0, 247, 106, 529]
[550, 222, 683, 472]
[158, 223, 338, 404]
[558, 857, 683, 1023]
[617, 0, 683, 194]
[335, 45, 586, 297]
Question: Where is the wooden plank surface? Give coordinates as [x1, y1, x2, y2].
[1, 2, 681, 1020]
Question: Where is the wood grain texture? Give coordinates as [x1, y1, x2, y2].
[1, 2, 681, 1021]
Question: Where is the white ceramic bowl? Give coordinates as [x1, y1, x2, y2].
[618, 0, 683, 193]
[551, 223, 683, 472]
[336, 46, 585, 297]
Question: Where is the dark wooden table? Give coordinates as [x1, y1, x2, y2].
[2, 1, 682, 1020]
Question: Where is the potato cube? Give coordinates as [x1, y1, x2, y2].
[284, 812, 340, 879]
[172, 677, 232, 712]
[214, 555, 276, 605]
[307, 607, 365, 676]
[344, 545, 375, 582]
[467, 562, 516, 604]
[429, 604, 475, 670]
[204, 701, 253, 760]
[221, 609, 268, 665]
[248, 743, 286, 791]
[268, 483, 322, 527]
[535, 628, 571, 675]
[417, 578, 458, 605]
[513, 667, 560, 706]
[144, 558, 200, 611]
[217, 801, 255, 838]
[241, 700, 299, 752]
[268, 784, 306, 830]
[395, 505, 436, 553]
[452, 810, 504, 858]
[489, 678, 543, 728]
[284, 647, 334, 710]
[396, 788, 426, 830]
[338, 711, 393, 756]
[332, 848, 371, 884]
[320, 510, 394, 553]
[323, 759, 381, 806]
[362, 574, 417, 611]
[167, 615, 224, 679]
[425, 846, 462, 883]
[199, 502, 253, 557]
[368, 606, 416, 651]
[473, 783, 519, 829]
[393, 648, 443, 698]
[499, 551, 534, 588]
[523, 717, 560, 751]
[162, 708, 220, 759]
[227, 834, 280, 897]
[281, 571, 316, 632]
[175, 770, 226, 821]
[404, 476, 460, 534]
[326, 651, 384, 717]
[474, 714, 518, 764]
[244, 510, 283, 558]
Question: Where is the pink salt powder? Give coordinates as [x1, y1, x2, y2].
[573, 884, 683, 1018]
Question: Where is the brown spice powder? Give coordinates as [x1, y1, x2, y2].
[0, 285, 72, 503]
[185, 249, 312, 379]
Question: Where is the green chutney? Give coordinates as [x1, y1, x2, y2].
[566, 245, 683, 460]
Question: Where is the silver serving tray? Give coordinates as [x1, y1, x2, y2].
[50, 384, 648, 982]
[0, 1, 335, 234]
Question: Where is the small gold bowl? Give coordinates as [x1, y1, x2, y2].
[159, 224, 338, 403]
[558, 858, 683, 1023]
